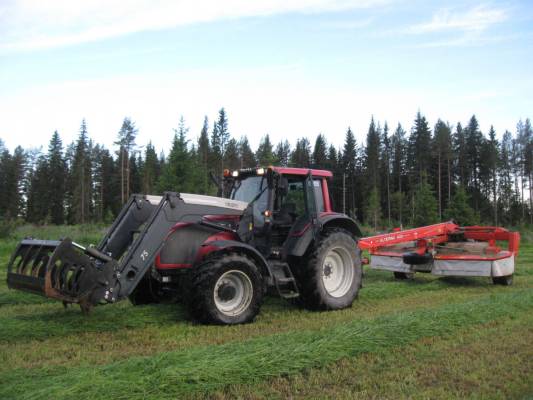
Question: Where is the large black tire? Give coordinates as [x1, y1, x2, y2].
[492, 274, 513, 285]
[296, 230, 362, 311]
[187, 253, 264, 325]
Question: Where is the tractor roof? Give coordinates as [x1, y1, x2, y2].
[270, 167, 332, 178]
[225, 166, 333, 179]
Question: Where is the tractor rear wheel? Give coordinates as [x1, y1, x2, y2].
[296, 230, 362, 310]
[187, 253, 264, 324]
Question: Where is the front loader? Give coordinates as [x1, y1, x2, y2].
[7, 167, 364, 324]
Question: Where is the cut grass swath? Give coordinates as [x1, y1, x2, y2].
[1, 289, 532, 400]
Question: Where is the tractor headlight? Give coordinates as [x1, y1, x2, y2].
[232, 170, 239, 177]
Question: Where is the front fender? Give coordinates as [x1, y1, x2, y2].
[200, 240, 272, 278]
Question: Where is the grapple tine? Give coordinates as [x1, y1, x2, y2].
[7, 238, 117, 307]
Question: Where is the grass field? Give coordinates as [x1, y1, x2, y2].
[0, 225, 532, 399]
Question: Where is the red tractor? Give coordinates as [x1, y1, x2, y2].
[7, 167, 363, 324]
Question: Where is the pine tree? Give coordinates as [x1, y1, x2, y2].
[464, 115, 485, 212]
[157, 119, 190, 193]
[141, 142, 160, 194]
[312, 134, 328, 169]
[290, 138, 311, 168]
[407, 111, 432, 184]
[115, 117, 138, 204]
[25, 154, 49, 223]
[197, 117, 212, 193]
[210, 108, 230, 175]
[379, 122, 392, 226]
[238, 136, 256, 168]
[391, 123, 407, 223]
[454, 122, 468, 187]
[47, 131, 66, 224]
[342, 128, 358, 217]
[0, 144, 26, 219]
[93, 145, 115, 221]
[480, 126, 499, 224]
[364, 117, 380, 190]
[444, 186, 479, 226]
[69, 121, 93, 224]
[256, 134, 275, 165]
[224, 138, 240, 170]
[433, 120, 453, 219]
[365, 187, 381, 230]
[413, 175, 438, 226]
[275, 140, 291, 166]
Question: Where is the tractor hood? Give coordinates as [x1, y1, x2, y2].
[142, 193, 248, 214]
[179, 193, 248, 213]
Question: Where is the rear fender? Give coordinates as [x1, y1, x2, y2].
[319, 213, 362, 239]
[199, 240, 272, 278]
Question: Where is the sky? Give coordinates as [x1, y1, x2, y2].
[0, 0, 532, 154]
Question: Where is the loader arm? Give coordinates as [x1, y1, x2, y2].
[7, 192, 245, 309]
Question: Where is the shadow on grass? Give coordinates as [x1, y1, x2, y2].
[0, 302, 189, 343]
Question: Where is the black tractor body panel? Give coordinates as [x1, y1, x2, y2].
[156, 223, 220, 268]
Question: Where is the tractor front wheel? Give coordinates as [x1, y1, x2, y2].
[297, 230, 362, 311]
[187, 253, 264, 324]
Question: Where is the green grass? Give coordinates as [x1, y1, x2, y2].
[0, 224, 532, 399]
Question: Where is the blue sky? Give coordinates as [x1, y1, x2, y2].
[1, 0, 532, 153]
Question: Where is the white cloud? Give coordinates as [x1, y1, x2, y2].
[407, 4, 508, 35]
[0, 0, 392, 52]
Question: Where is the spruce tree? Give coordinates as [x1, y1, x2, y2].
[224, 138, 240, 170]
[290, 138, 311, 168]
[341, 128, 358, 217]
[238, 136, 256, 168]
[364, 117, 381, 190]
[141, 142, 159, 194]
[312, 134, 328, 169]
[275, 140, 291, 166]
[407, 111, 432, 184]
[47, 131, 66, 224]
[413, 174, 438, 226]
[157, 119, 190, 193]
[433, 120, 453, 219]
[444, 186, 479, 226]
[256, 134, 275, 165]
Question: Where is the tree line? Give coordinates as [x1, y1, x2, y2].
[0, 108, 532, 229]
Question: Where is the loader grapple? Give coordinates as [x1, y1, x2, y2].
[6, 238, 115, 309]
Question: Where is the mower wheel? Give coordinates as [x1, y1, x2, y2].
[187, 253, 264, 324]
[296, 230, 362, 311]
[492, 274, 513, 285]
[393, 272, 414, 280]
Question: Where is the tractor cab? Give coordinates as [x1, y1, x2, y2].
[222, 167, 333, 256]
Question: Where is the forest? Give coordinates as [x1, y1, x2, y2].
[0, 108, 532, 229]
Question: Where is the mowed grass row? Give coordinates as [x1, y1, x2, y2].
[206, 311, 533, 400]
[1, 289, 532, 400]
[0, 225, 532, 399]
